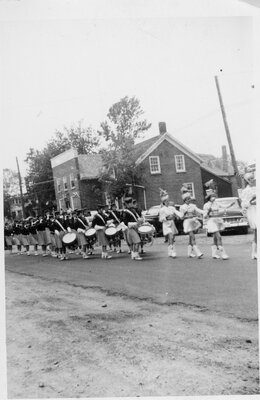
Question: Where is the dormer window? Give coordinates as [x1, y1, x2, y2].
[149, 156, 161, 174]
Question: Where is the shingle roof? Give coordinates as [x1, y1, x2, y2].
[78, 154, 103, 179]
[133, 135, 161, 161]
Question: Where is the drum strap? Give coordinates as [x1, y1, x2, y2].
[124, 209, 138, 222]
[55, 219, 66, 232]
[110, 211, 120, 224]
[77, 217, 88, 229]
[96, 213, 106, 225]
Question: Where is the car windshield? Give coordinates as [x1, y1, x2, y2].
[147, 206, 160, 215]
[215, 198, 240, 209]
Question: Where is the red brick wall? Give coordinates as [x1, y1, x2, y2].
[52, 158, 81, 210]
[136, 140, 205, 209]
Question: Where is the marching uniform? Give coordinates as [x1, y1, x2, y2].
[92, 207, 112, 259]
[240, 185, 256, 229]
[179, 187, 203, 258]
[107, 206, 124, 253]
[203, 183, 233, 260]
[203, 201, 226, 234]
[158, 188, 181, 258]
[121, 201, 143, 260]
[239, 171, 257, 260]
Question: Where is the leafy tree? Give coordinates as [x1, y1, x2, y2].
[3, 169, 20, 219]
[98, 96, 151, 199]
[25, 121, 99, 214]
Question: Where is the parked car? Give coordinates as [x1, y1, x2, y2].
[204, 197, 249, 235]
[143, 205, 185, 236]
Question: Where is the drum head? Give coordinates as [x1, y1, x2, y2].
[105, 227, 117, 236]
[62, 232, 76, 244]
[138, 225, 153, 234]
[85, 228, 96, 237]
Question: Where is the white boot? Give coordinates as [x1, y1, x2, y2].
[171, 244, 176, 258]
[219, 245, 229, 260]
[133, 252, 143, 261]
[211, 245, 220, 259]
[251, 242, 257, 260]
[188, 245, 196, 258]
[103, 252, 112, 259]
[193, 245, 203, 259]
[168, 246, 172, 257]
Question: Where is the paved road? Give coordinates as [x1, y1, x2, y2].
[5, 234, 258, 321]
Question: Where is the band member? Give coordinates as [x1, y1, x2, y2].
[179, 185, 204, 258]
[239, 170, 257, 260]
[4, 223, 13, 254]
[12, 221, 22, 255]
[36, 215, 49, 256]
[159, 189, 181, 258]
[53, 212, 69, 260]
[28, 218, 39, 255]
[107, 203, 123, 253]
[75, 209, 93, 259]
[203, 182, 235, 260]
[19, 220, 31, 255]
[47, 214, 59, 258]
[121, 197, 143, 261]
[92, 205, 112, 259]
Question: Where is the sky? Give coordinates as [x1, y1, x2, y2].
[1, 0, 260, 177]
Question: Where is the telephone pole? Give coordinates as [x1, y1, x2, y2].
[214, 75, 242, 189]
[16, 156, 25, 218]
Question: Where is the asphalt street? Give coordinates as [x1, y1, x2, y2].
[5, 233, 258, 321]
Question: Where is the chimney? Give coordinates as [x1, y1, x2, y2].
[159, 122, 167, 135]
[222, 145, 228, 172]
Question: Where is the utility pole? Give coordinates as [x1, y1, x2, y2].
[214, 75, 242, 189]
[16, 157, 25, 218]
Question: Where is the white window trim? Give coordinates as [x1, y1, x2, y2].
[149, 156, 161, 174]
[70, 173, 75, 189]
[183, 182, 195, 197]
[57, 178, 61, 193]
[175, 155, 186, 173]
[63, 176, 68, 190]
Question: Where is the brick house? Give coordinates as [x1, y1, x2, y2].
[131, 123, 233, 209]
[51, 149, 105, 212]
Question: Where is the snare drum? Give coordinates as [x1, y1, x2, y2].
[137, 224, 154, 246]
[105, 227, 117, 238]
[138, 224, 153, 237]
[85, 228, 97, 240]
[62, 232, 77, 246]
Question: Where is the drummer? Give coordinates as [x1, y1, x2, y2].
[121, 197, 143, 261]
[132, 199, 149, 255]
[54, 211, 69, 260]
[107, 203, 123, 253]
[75, 209, 93, 259]
[92, 204, 112, 259]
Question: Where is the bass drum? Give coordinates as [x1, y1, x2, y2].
[62, 232, 77, 246]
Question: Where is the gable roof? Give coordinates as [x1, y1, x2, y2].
[134, 132, 233, 182]
[134, 132, 203, 165]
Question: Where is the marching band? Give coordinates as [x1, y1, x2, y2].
[4, 172, 257, 261]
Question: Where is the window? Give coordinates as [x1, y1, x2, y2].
[63, 176, 68, 190]
[183, 182, 195, 197]
[175, 155, 186, 172]
[70, 173, 75, 188]
[57, 178, 61, 193]
[149, 156, 161, 174]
